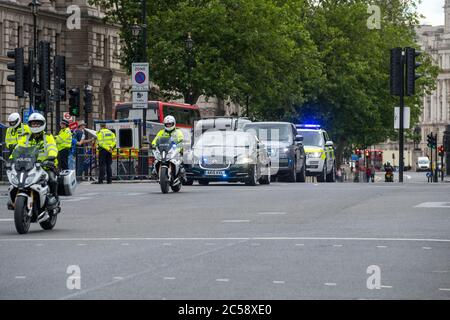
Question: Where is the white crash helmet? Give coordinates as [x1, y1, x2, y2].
[163, 115, 176, 132]
[8, 113, 21, 129]
[28, 113, 46, 134]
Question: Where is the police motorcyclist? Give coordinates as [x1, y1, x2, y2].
[384, 161, 394, 173]
[152, 115, 186, 181]
[13, 113, 60, 209]
[5, 113, 31, 153]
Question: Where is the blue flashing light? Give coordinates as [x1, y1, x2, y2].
[297, 124, 321, 129]
[222, 173, 228, 178]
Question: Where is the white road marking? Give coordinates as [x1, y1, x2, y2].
[415, 202, 450, 208]
[381, 285, 393, 289]
[62, 197, 92, 203]
[257, 212, 287, 215]
[439, 288, 450, 291]
[333, 244, 343, 247]
[2, 236, 450, 243]
[324, 283, 337, 286]
[77, 244, 87, 246]
[221, 220, 250, 223]
[295, 244, 305, 247]
[422, 247, 432, 250]
[163, 277, 175, 280]
[15, 276, 26, 279]
[121, 243, 130, 246]
[113, 277, 124, 280]
[377, 246, 388, 248]
[216, 279, 229, 282]
[273, 281, 285, 284]
[0, 219, 13, 222]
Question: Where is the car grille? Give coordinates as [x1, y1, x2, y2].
[200, 157, 230, 170]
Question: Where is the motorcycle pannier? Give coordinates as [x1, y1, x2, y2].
[57, 170, 77, 196]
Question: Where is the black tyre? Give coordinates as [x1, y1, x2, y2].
[286, 161, 297, 183]
[14, 195, 31, 235]
[198, 179, 210, 186]
[317, 164, 326, 182]
[40, 214, 57, 230]
[159, 166, 170, 194]
[245, 165, 258, 186]
[326, 164, 336, 182]
[259, 165, 271, 185]
[182, 179, 194, 186]
[297, 162, 306, 183]
[171, 183, 182, 193]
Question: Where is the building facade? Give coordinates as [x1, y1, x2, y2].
[0, 0, 241, 137]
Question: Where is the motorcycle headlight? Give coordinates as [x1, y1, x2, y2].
[9, 172, 19, 185]
[25, 173, 37, 186]
[153, 150, 161, 160]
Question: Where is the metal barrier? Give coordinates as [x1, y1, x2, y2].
[72, 146, 156, 181]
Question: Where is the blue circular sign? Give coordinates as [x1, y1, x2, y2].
[135, 71, 146, 84]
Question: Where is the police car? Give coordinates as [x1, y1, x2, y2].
[295, 124, 336, 182]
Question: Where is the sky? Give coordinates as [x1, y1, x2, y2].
[418, 0, 445, 25]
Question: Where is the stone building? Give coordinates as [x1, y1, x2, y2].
[0, 0, 130, 133]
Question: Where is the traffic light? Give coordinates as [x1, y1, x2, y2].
[355, 148, 361, 157]
[83, 84, 93, 113]
[365, 150, 370, 158]
[6, 47, 25, 97]
[68, 88, 80, 116]
[438, 145, 445, 157]
[38, 41, 51, 93]
[54, 55, 66, 102]
[390, 47, 403, 96]
[427, 133, 437, 149]
[405, 47, 422, 96]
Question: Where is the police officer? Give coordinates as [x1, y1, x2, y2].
[152, 115, 186, 181]
[96, 123, 116, 184]
[14, 113, 59, 209]
[55, 119, 73, 171]
[5, 113, 31, 153]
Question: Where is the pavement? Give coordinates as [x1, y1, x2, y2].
[0, 172, 449, 300]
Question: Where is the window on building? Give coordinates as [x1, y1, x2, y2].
[17, 26, 23, 48]
[0, 22, 3, 56]
[104, 36, 109, 67]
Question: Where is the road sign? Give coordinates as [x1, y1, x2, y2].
[133, 91, 148, 109]
[63, 112, 74, 123]
[132, 63, 149, 91]
[23, 109, 32, 124]
[394, 107, 410, 129]
[69, 121, 78, 131]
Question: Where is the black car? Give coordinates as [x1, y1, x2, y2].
[186, 131, 271, 186]
[243, 122, 306, 182]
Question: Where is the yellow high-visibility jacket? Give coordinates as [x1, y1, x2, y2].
[5, 124, 31, 150]
[55, 127, 73, 151]
[13, 133, 59, 165]
[152, 128, 184, 153]
[96, 128, 116, 153]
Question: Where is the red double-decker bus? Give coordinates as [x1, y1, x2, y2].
[113, 101, 201, 129]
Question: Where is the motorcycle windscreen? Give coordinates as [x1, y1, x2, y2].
[11, 146, 38, 171]
[156, 137, 173, 153]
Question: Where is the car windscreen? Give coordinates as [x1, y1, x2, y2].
[297, 130, 324, 147]
[244, 124, 292, 143]
[195, 132, 254, 148]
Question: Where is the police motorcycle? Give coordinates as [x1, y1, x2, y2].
[1, 146, 76, 234]
[153, 137, 183, 194]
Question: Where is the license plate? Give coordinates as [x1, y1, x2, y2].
[205, 171, 225, 176]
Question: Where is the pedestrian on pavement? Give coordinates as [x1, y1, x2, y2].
[5, 112, 31, 153]
[55, 119, 73, 171]
[370, 164, 376, 183]
[95, 123, 116, 184]
[365, 166, 372, 183]
[74, 121, 94, 180]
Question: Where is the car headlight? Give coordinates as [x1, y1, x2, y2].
[307, 152, 323, 158]
[236, 156, 253, 164]
[283, 147, 289, 153]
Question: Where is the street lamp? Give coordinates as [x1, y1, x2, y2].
[185, 33, 194, 104]
[131, 20, 142, 61]
[28, 0, 41, 110]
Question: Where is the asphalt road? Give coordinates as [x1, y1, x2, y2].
[0, 175, 449, 300]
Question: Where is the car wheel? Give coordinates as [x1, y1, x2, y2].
[245, 165, 258, 186]
[297, 162, 306, 183]
[317, 163, 326, 182]
[286, 161, 297, 183]
[259, 164, 271, 185]
[326, 163, 336, 182]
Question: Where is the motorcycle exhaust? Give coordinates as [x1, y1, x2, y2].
[38, 212, 49, 223]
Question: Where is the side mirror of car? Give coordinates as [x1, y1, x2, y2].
[325, 141, 334, 147]
[295, 135, 303, 143]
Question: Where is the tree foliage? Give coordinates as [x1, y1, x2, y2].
[89, 0, 438, 163]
